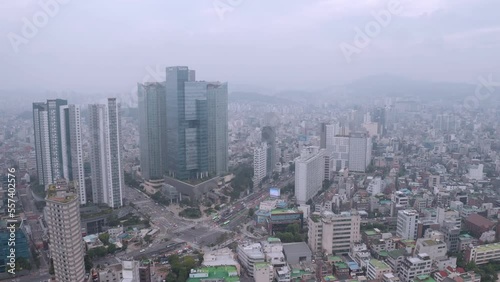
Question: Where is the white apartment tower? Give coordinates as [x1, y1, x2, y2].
[45, 180, 85, 282]
[348, 133, 372, 172]
[59, 105, 86, 205]
[308, 210, 361, 255]
[295, 146, 326, 204]
[254, 142, 268, 187]
[33, 99, 68, 186]
[33, 100, 86, 205]
[89, 98, 123, 208]
[397, 209, 419, 240]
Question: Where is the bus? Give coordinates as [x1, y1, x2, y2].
[212, 215, 219, 221]
[223, 220, 230, 225]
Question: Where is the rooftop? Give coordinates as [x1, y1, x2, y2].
[187, 266, 239, 282]
[370, 259, 390, 270]
[271, 208, 302, 215]
[254, 262, 271, 270]
[414, 274, 436, 282]
[475, 243, 500, 252]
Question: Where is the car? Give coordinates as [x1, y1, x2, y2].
[140, 249, 145, 253]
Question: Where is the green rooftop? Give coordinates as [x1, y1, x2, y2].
[364, 230, 377, 236]
[271, 209, 301, 214]
[414, 274, 436, 282]
[187, 266, 240, 282]
[370, 259, 390, 270]
[267, 237, 281, 243]
[334, 262, 348, 269]
[475, 243, 500, 252]
[328, 256, 343, 262]
[254, 262, 271, 270]
[377, 250, 389, 257]
[388, 249, 407, 259]
[310, 214, 320, 223]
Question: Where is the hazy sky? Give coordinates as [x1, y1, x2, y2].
[1, 0, 499, 93]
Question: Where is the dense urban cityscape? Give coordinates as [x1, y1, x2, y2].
[2, 1, 500, 282]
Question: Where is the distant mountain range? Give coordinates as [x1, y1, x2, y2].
[229, 75, 477, 105]
[2, 75, 480, 115]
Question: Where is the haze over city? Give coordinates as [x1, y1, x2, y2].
[1, 0, 499, 96]
[2, 1, 500, 282]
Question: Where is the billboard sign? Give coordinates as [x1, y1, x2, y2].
[270, 187, 280, 198]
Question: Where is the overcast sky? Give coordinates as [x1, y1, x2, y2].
[1, 0, 499, 94]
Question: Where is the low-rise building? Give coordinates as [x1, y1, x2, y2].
[237, 243, 265, 277]
[254, 262, 273, 282]
[187, 266, 240, 282]
[465, 242, 500, 265]
[398, 254, 432, 282]
[367, 259, 392, 280]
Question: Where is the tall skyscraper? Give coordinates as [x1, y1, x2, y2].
[33, 99, 67, 186]
[348, 133, 372, 172]
[165, 66, 228, 180]
[138, 82, 168, 181]
[89, 98, 123, 208]
[33, 100, 86, 204]
[206, 82, 229, 175]
[59, 105, 87, 205]
[295, 146, 326, 204]
[253, 142, 268, 187]
[45, 179, 85, 282]
[261, 126, 276, 176]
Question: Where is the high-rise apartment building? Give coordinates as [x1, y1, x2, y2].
[33, 100, 86, 204]
[59, 104, 86, 205]
[89, 98, 123, 208]
[261, 126, 276, 176]
[165, 66, 228, 180]
[45, 179, 85, 282]
[308, 210, 361, 255]
[138, 82, 168, 181]
[396, 210, 419, 240]
[33, 99, 67, 186]
[348, 133, 372, 172]
[295, 146, 326, 204]
[331, 135, 350, 171]
[253, 143, 268, 187]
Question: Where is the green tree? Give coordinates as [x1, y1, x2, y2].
[84, 255, 93, 272]
[248, 208, 255, 217]
[178, 267, 188, 282]
[144, 235, 152, 243]
[99, 233, 110, 245]
[107, 244, 116, 254]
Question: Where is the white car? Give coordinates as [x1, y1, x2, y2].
[140, 249, 145, 253]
